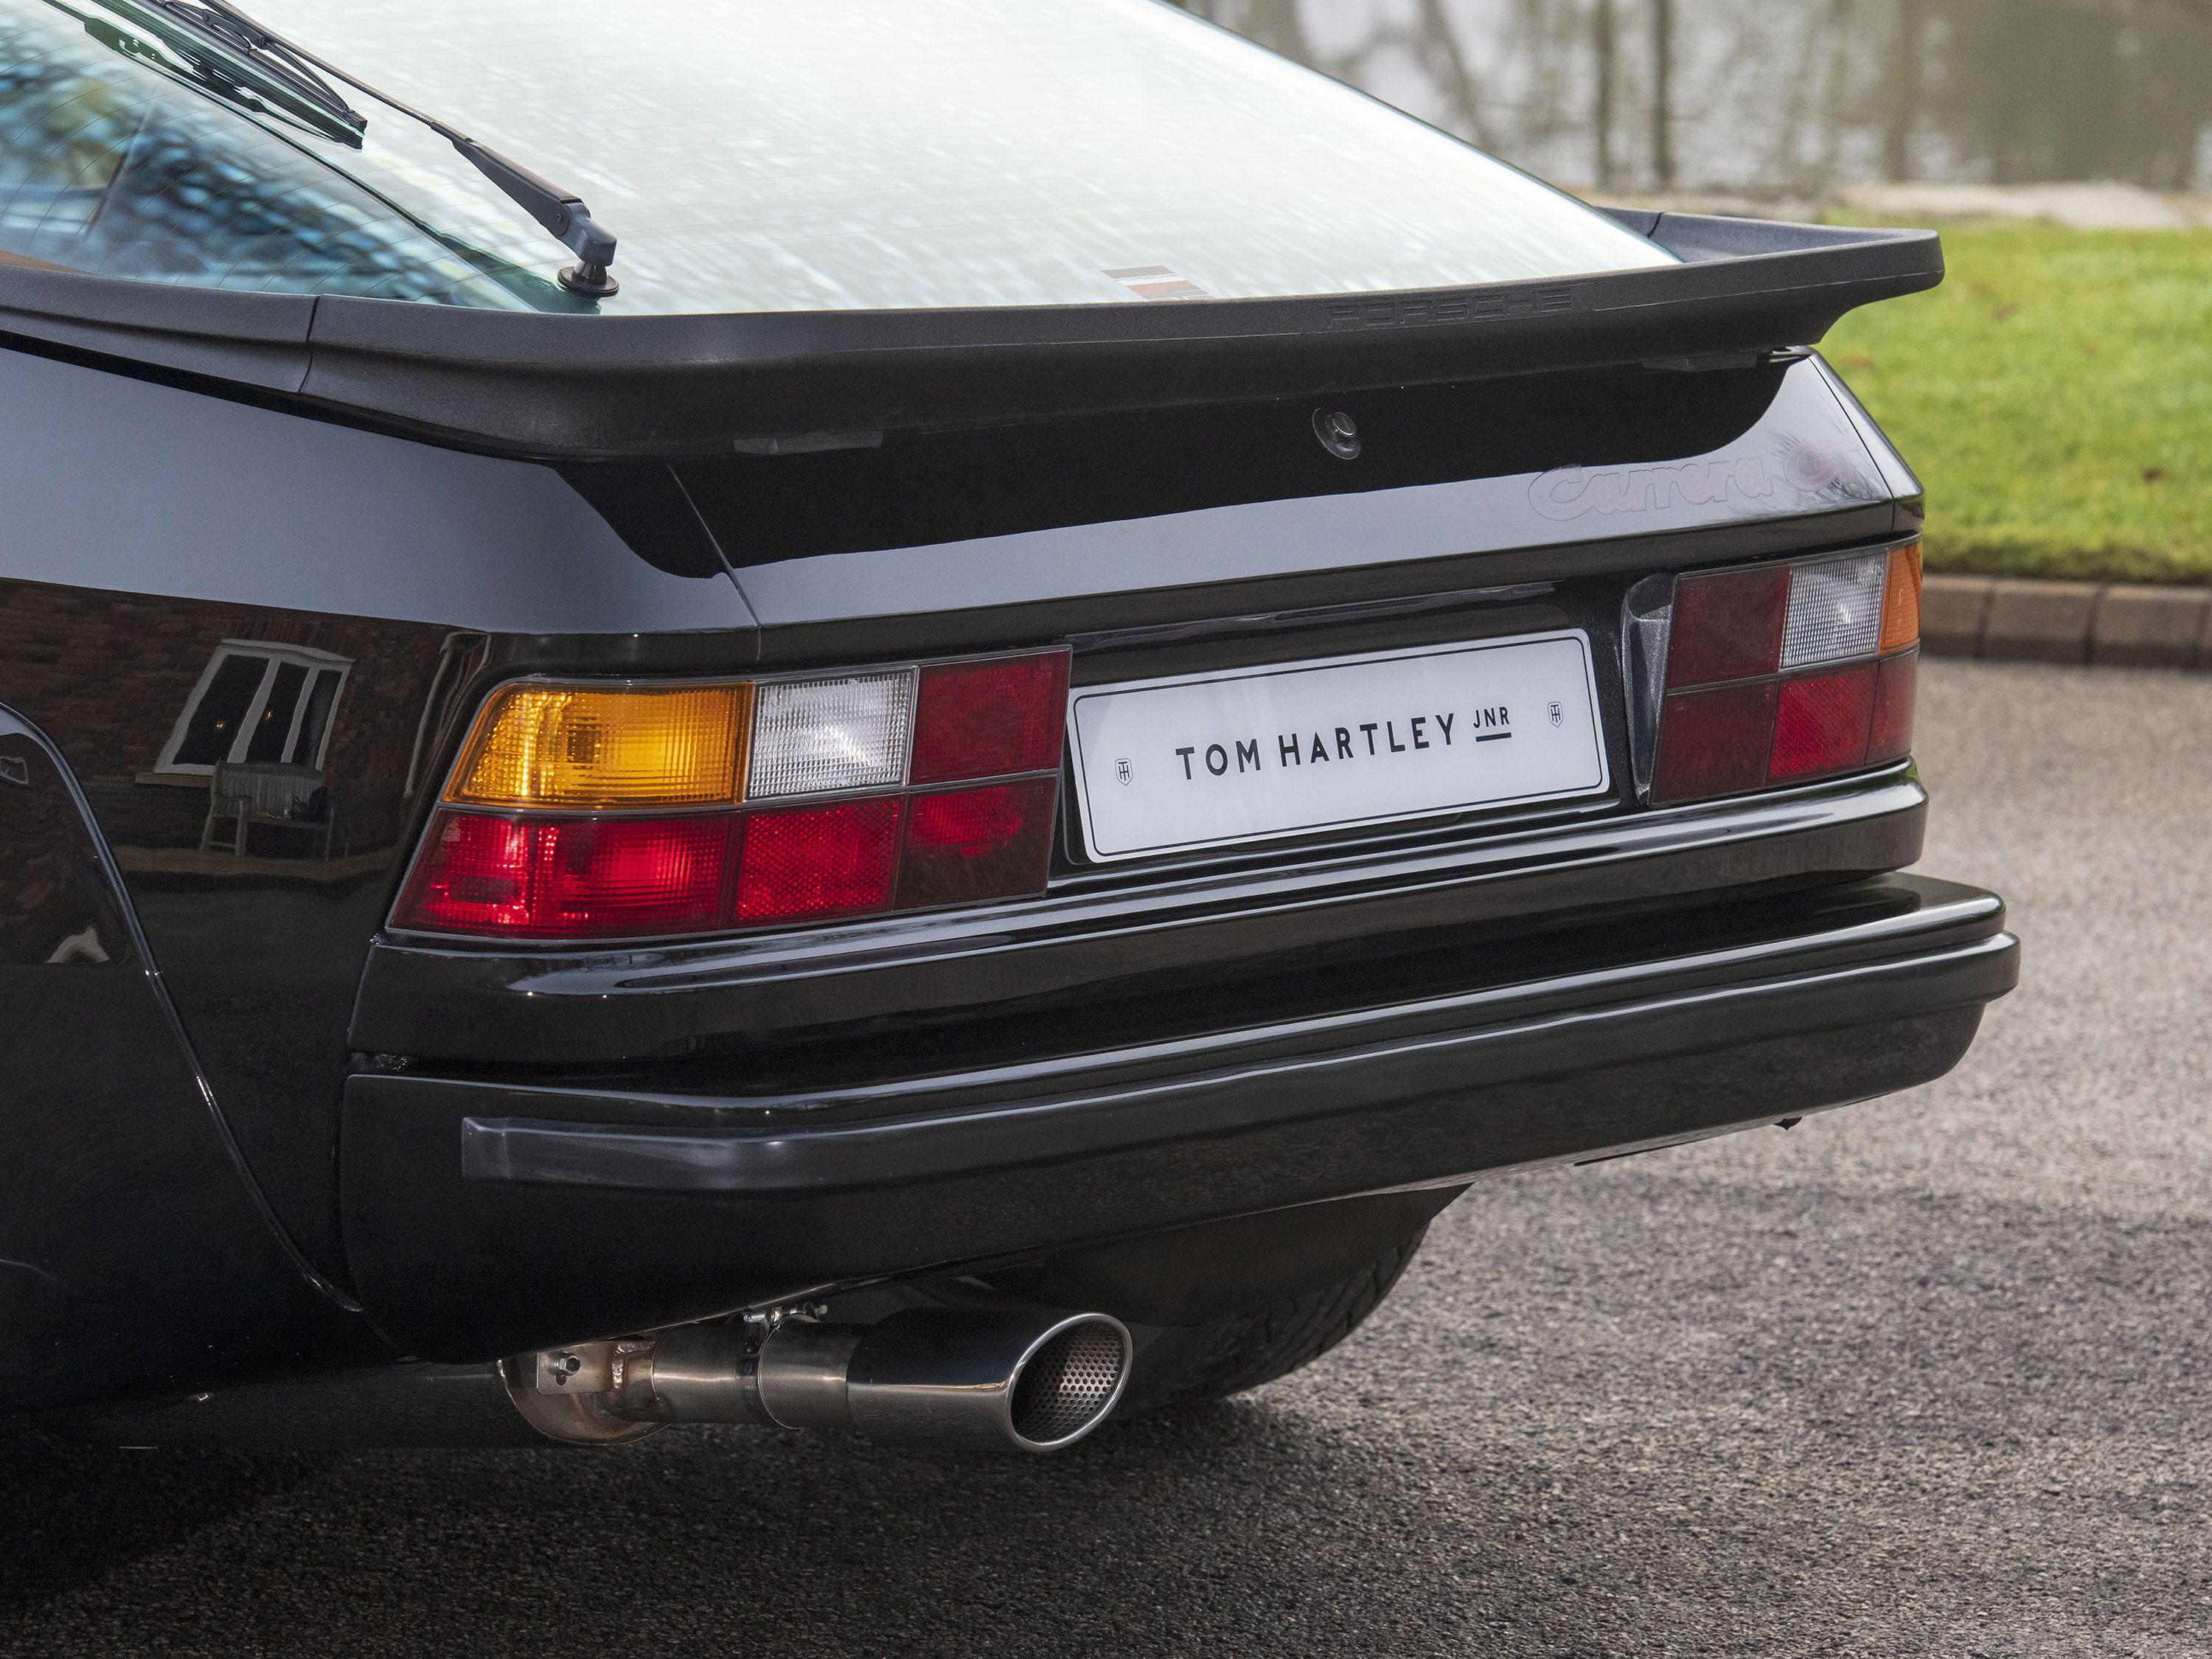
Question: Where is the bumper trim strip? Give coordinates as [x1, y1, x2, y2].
[457, 924, 2017, 1197]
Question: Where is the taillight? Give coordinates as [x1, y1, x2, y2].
[734, 797, 903, 924]
[1648, 542, 1919, 804]
[911, 655, 1071, 784]
[898, 779, 1059, 908]
[394, 649, 1068, 942]
[449, 684, 749, 809]
[398, 815, 729, 939]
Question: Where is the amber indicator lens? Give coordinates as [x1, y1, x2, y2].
[451, 684, 749, 810]
[1879, 543, 1923, 652]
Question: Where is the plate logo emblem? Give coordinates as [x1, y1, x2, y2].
[1549, 701, 1563, 726]
[1116, 758, 1133, 785]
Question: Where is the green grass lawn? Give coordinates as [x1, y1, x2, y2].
[1820, 221, 2212, 585]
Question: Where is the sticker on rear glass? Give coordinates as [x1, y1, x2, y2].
[1102, 265, 1212, 302]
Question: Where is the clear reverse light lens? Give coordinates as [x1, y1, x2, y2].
[1781, 554, 1887, 669]
[747, 672, 915, 799]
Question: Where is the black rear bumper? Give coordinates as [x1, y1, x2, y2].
[340, 872, 2015, 1359]
[353, 765, 1930, 1066]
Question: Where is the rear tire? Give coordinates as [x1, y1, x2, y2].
[1113, 1224, 1429, 1416]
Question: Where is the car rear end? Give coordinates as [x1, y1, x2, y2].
[336, 352, 2013, 1365]
[0, 0, 2013, 1436]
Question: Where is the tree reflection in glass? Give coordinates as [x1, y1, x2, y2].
[0, 0, 566, 305]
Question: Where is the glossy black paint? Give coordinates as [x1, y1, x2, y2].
[0, 215, 1941, 457]
[356, 768, 1927, 1067]
[0, 709, 384, 1411]
[0, 306, 1983, 1417]
[340, 875, 2014, 1359]
[664, 364, 1809, 568]
[0, 576, 486, 1284]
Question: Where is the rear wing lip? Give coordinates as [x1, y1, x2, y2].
[0, 215, 1939, 461]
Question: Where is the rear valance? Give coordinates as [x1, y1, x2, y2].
[0, 215, 1939, 460]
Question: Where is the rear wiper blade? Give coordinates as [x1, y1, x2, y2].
[135, 0, 620, 296]
[123, 0, 360, 133]
[69, 0, 366, 145]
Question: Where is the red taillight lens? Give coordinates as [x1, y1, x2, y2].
[734, 796, 902, 923]
[394, 813, 728, 938]
[393, 646, 1066, 941]
[1769, 663, 1877, 781]
[1666, 566, 1788, 688]
[1653, 682, 1778, 803]
[910, 652, 1071, 785]
[1649, 544, 1919, 805]
[399, 813, 537, 933]
[1868, 648, 1918, 762]
[898, 779, 1058, 908]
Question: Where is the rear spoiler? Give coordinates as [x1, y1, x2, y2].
[0, 215, 1938, 461]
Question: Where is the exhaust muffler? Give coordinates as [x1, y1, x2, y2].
[507, 1307, 1132, 1454]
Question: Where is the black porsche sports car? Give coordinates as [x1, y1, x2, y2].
[0, 0, 2014, 1452]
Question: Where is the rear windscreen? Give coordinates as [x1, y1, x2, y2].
[4, 0, 1674, 315]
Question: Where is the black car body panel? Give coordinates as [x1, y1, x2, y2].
[355, 766, 1930, 1065]
[0, 708, 379, 1412]
[344, 873, 2008, 1358]
[0, 214, 1939, 458]
[0, 315, 2006, 1408]
[0, 1, 2004, 1426]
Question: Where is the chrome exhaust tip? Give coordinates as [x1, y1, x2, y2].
[512, 1307, 1133, 1454]
[841, 1309, 1133, 1453]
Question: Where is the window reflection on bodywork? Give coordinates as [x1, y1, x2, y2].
[150, 642, 355, 858]
[0, 0, 568, 305]
[172, 653, 265, 768]
[161, 642, 350, 774]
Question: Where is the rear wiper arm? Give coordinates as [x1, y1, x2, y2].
[137, 0, 620, 296]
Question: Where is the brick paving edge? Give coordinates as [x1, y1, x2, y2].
[1920, 575, 2212, 669]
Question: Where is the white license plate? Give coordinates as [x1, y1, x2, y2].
[1068, 630, 1610, 862]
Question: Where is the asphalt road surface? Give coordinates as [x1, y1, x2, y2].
[4, 659, 2208, 1658]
